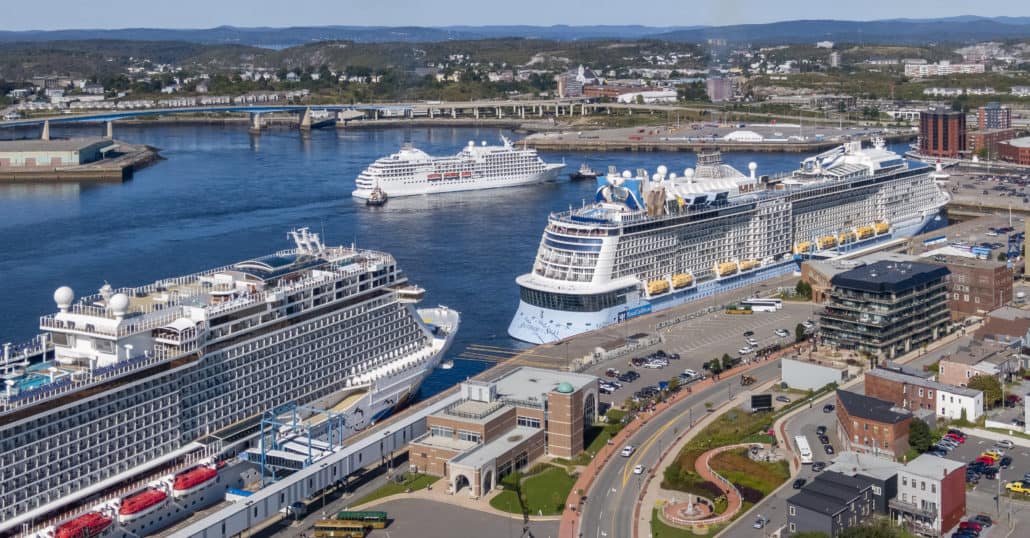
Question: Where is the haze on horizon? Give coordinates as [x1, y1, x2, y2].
[3, 0, 1029, 32]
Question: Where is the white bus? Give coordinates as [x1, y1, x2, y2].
[741, 298, 783, 312]
[794, 435, 814, 464]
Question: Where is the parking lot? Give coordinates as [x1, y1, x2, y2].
[585, 303, 819, 408]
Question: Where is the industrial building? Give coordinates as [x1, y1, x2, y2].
[919, 108, 966, 158]
[998, 137, 1030, 166]
[819, 260, 951, 359]
[408, 367, 598, 498]
[0, 138, 113, 168]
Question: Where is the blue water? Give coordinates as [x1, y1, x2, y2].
[0, 124, 912, 401]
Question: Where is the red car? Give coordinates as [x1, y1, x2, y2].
[976, 456, 996, 465]
[945, 433, 965, 443]
[960, 521, 983, 532]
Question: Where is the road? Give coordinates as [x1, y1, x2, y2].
[578, 359, 784, 538]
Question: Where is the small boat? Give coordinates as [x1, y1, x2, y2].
[793, 241, 813, 254]
[671, 273, 693, 289]
[173, 466, 218, 497]
[55, 512, 113, 538]
[440, 360, 454, 370]
[818, 236, 838, 249]
[569, 163, 599, 181]
[366, 184, 388, 207]
[874, 221, 890, 235]
[647, 279, 670, 296]
[119, 488, 168, 522]
[856, 226, 875, 240]
[715, 262, 739, 277]
[739, 260, 759, 272]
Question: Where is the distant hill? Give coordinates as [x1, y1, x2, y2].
[0, 17, 1028, 47]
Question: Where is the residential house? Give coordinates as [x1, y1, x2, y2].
[890, 455, 966, 536]
[786, 471, 876, 536]
[835, 390, 912, 461]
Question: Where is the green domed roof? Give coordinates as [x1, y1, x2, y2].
[556, 382, 574, 393]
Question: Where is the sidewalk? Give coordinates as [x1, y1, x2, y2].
[349, 477, 563, 522]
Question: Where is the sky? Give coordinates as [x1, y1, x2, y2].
[2, 0, 1029, 30]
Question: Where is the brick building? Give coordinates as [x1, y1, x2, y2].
[998, 137, 1030, 166]
[977, 102, 1011, 130]
[939, 254, 1013, 320]
[865, 368, 984, 421]
[835, 389, 912, 461]
[408, 367, 598, 497]
[890, 455, 966, 536]
[919, 108, 966, 158]
[966, 128, 1016, 158]
[937, 340, 1023, 388]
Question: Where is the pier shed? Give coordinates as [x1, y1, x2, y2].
[0, 137, 113, 168]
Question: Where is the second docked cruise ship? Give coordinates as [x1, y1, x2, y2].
[508, 140, 950, 344]
[0, 228, 458, 536]
[352, 136, 564, 199]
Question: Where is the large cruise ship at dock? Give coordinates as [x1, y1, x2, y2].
[0, 229, 459, 537]
[508, 140, 949, 344]
[352, 136, 564, 199]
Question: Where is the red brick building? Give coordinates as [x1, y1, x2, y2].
[966, 128, 1016, 158]
[998, 137, 1030, 166]
[919, 108, 966, 158]
[835, 389, 912, 461]
[939, 255, 1013, 320]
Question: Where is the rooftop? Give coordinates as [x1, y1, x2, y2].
[449, 426, 540, 469]
[442, 398, 509, 423]
[805, 252, 919, 282]
[836, 389, 911, 424]
[865, 368, 982, 397]
[940, 340, 1021, 366]
[788, 471, 872, 515]
[828, 451, 905, 481]
[831, 260, 950, 295]
[492, 366, 597, 404]
[0, 137, 112, 152]
[901, 454, 966, 479]
[1001, 137, 1030, 149]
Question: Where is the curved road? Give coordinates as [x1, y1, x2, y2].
[579, 359, 783, 538]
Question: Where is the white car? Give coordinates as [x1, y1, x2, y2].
[997, 439, 1015, 450]
[683, 369, 699, 378]
[738, 347, 752, 355]
[633, 464, 645, 475]
[621, 445, 635, 457]
[746, 338, 759, 347]
[775, 329, 790, 338]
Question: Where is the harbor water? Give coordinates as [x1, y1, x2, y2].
[0, 124, 915, 401]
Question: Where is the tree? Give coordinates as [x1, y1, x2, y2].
[909, 418, 933, 452]
[968, 374, 1003, 407]
[707, 358, 723, 376]
[795, 280, 813, 300]
[795, 323, 807, 343]
[997, 252, 1008, 262]
[721, 353, 734, 371]
[667, 376, 680, 393]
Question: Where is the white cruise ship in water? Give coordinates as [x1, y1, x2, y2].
[352, 136, 564, 199]
[508, 140, 950, 344]
[0, 228, 458, 537]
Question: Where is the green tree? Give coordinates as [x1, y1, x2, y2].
[795, 323, 807, 343]
[795, 280, 813, 300]
[667, 376, 680, 393]
[997, 252, 1008, 262]
[707, 358, 723, 375]
[909, 418, 933, 452]
[968, 374, 1003, 407]
[721, 353, 734, 371]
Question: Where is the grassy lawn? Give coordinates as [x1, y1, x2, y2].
[710, 449, 791, 499]
[354, 473, 440, 506]
[651, 508, 724, 538]
[489, 465, 577, 516]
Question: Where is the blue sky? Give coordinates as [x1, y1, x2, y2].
[3, 0, 1029, 31]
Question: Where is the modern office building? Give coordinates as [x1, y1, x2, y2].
[835, 389, 913, 461]
[408, 367, 598, 497]
[919, 108, 966, 158]
[786, 471, 876, 536]
[977, 102, 1011, 130]
[890, 455, 966, 537]
[820, 260, 951, 359]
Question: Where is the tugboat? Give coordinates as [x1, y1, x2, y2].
[569, 163, 599, 181]
[366, 181, 388, 206]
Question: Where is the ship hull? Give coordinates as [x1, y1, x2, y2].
[508, 210, 941, 345]
[352, 164, 563, 199]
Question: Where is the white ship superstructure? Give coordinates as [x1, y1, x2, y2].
[509, 140, 949, 344]
[0, 229, 459, 535]
[352, 136, 564, 199]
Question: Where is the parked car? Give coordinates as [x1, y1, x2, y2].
[753, 515, 768, 529]
[982, 468, 998, 480]
[999, 456, 1012, 469]
[945, 433, 965, 443]
[996, 439, 1015, 450]
[792, 478, 807, 489]
[1005, 481, 1030, 494]
[823, 444, 835, 455]
[618, 371, 640, 383]
[605, 368, 619, 378]
[743, 330, 755, 338]
[775, 329, 790, 338]
[811, 462, 826, 472]
[621, 445, 636, 457]
[816, 425, 827, 436]
[738, 347, 753, 355]
[822, 404, 835, 413]
[971, 514, 992, 527]
[948, 428, 966, 438]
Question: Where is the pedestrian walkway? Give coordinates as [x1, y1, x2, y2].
[660, 443, 761, 527]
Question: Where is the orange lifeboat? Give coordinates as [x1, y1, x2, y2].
[119, 488, 168, 521]
[173, 466, 218, 497]
[55, 512, 113, 538]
